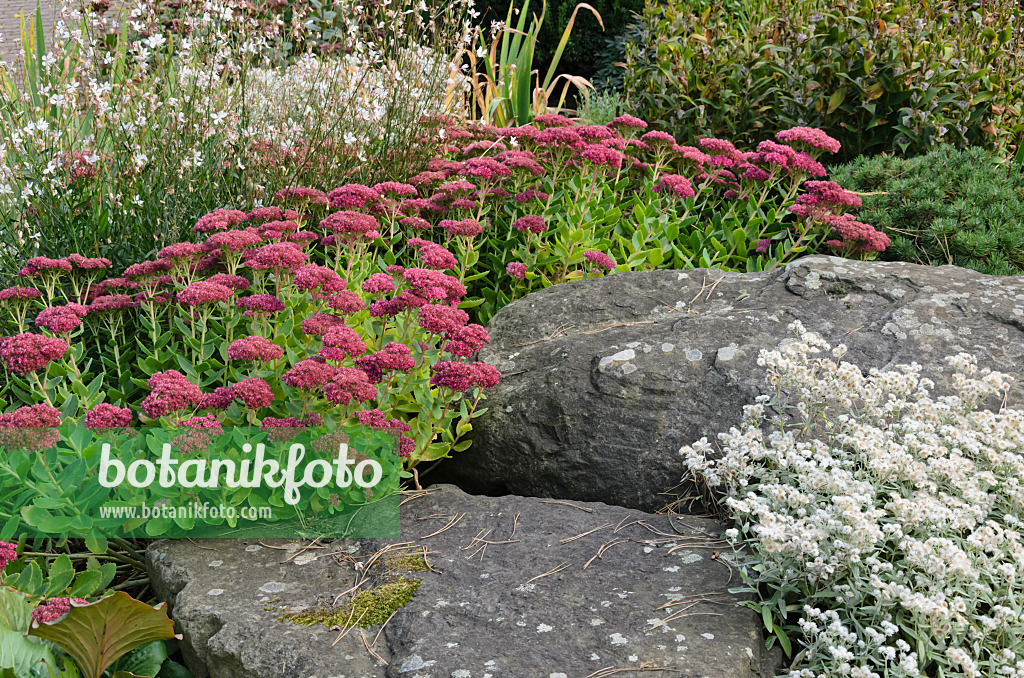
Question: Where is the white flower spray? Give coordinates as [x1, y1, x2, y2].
[681, 321, 1024, 677]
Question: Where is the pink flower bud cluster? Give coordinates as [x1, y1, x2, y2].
[514, 188, 550, 203]
[89, 294, 136, 313]
[227, 336, 284, 362]
[0, 404, 62, 451]
[230, 378, 275, 409]
[372, 182, 417, 196]
[408, 238, 458, 270]
[206, 229, 263, 253]
[641, 130, 675, 146]
[282, 359, 336, 391]
[141, 370, 203, 418]
[0, 333, 68, 373]
[584, 250, 617, 271]
[320, 326, 367, 362]
[274, 186, 328, 206]
[533, 114, 575, 128]
[294, 264, 346, 294]
[506, 262, 527, 279]
[236, 294, 285, 317]
[35, 304, 88, 334]
[18, 257, 72, 277]
[31, 598, 89, 624]
[246, 243, 309, 271]
[440, 219, 483, 237]
[328, 184, 380, 208]
[356, 409, 412, 434]
[798, 181, 863, 211]
[579, 145, 624, 169]
[362, 273, 396, 294]
[194, 208, 247, 233]
[430, 361, 501, 392]
[418, 304, 469, 335]
[124, 260, 172, 278]
[323, 290, 365, 314]
[323, 367, 378, 405]
[67, 254, 111, 270]
[443, 324, 490, 358]
[775, 126, 841, 154]
[821, 213, 891, 254]
[320, 211, 380, 238]
[158, 242, 206, 261]
[0, 540, 16, 570]
[355, 342, 416, 383]
[535, 127, 585, 150]
[245, 206, 286, 224]
[0, 286, 42, 302]
[177, 281, 234, 306]
[512, 215, 547, 234]
[464, 157, 512, 179]
[653, 175, 696, 199]
[84, 403, 133, 432]
[608, 115, 648, 129]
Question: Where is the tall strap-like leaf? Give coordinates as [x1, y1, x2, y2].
[34, 1, 47, 95]
[540, 2, 603, 94]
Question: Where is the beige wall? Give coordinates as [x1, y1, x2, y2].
[0, 0, 60, 62]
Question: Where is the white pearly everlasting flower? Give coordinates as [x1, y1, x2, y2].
[680, 325, 1023, 677]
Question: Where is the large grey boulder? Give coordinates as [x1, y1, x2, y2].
[439, 256, 1024, 512]
[148, 484, 777, 678]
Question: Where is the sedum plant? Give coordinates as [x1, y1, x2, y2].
[830, 145, 1024, 275]
[0, 188, 503, 491]
[681, 322, 1024, 677]
[419, 117, 887, 319]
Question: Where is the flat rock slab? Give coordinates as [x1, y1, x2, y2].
[148, 485, 775, 678]
[438, 256, 1024, 512]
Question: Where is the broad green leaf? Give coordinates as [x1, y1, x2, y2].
[0, 588, 59, 678]
[43, 555, 75, 598]
[28, 592, 178, 678]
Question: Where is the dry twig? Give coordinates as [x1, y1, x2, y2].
[583, 539, 629, 569]
[560, 523, 612, 544]
[523, 562, 570, 586]
[538, 499, 595, 513]
[419, 514, 464, 539]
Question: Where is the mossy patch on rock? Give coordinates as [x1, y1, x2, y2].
[279, 579, 421, 628]
[278, 549, 427, 629]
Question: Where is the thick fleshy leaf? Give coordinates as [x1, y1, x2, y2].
[27, 592, 178, 678]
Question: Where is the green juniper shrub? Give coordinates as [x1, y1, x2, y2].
[832, 145, 1024, 275]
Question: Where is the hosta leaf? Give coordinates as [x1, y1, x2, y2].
[28, 592, 178, 678]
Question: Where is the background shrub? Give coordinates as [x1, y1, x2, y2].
[623, 0, 1024, 161]
[831, 145, 1024, 275]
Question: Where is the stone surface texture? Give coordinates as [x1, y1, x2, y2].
[148, 485, 775, 678]
[437, 256, 1024, 512]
